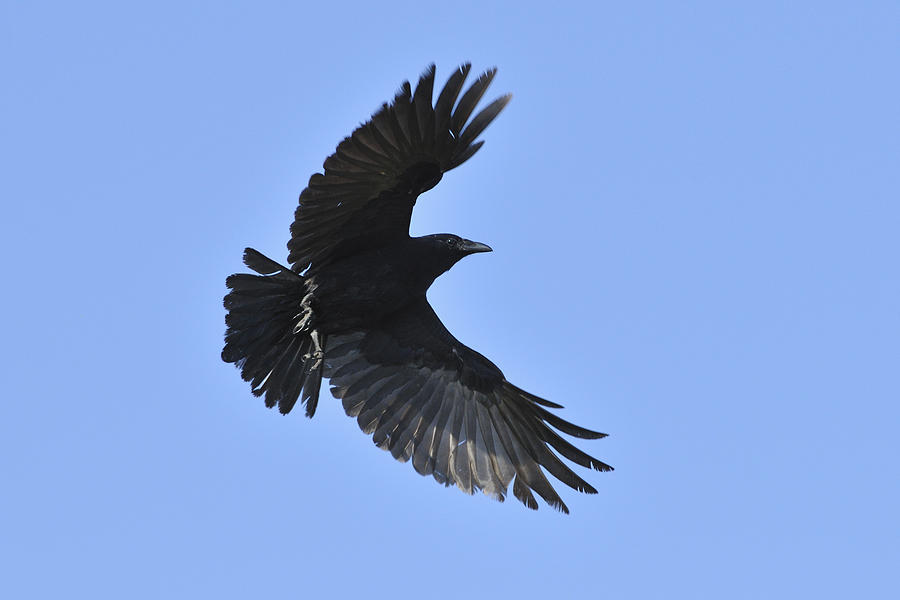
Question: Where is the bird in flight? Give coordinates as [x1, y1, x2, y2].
[223, 64, 612, 513]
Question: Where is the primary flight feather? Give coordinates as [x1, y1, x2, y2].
[223, 63, 612, 513]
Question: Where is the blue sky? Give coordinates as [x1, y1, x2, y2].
[3, 1, 898, 598]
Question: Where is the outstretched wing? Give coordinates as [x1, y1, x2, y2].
[288, 63, 511, 274]
[324, 299, 612, 513]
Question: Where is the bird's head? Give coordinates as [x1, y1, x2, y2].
[422, 233, 493, 272]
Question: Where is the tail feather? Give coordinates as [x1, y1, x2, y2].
[301, 363, 324, 417]
[223, 248, 326, 417]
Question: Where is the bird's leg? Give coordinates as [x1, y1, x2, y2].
[293, 287, 318, 334]
[293, 313, 313, 334]
[303, 330, 324, 370]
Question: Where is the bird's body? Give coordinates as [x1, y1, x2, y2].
[223, 64, 612, 512]
[305, 235, 470, 334]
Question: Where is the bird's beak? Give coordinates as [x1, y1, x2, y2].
[461, 240, 493, 254]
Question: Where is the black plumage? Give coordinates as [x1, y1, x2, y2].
[223, 64, 612, 513]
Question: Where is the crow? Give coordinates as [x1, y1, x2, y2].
[223, 64, 612, 513]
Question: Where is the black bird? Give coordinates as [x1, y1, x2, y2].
[223, 64, 612, 512]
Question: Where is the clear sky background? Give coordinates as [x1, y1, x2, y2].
[3, 1, 898, 598]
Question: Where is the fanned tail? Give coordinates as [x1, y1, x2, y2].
[222, 248, 325, 417]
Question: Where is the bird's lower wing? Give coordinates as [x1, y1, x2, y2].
[323, 299, 612, 513]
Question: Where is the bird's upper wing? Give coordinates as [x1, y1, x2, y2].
[324, 298, 612, 513]
[287, 63, 511, 274]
